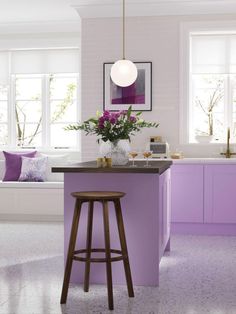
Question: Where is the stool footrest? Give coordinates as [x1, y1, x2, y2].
[73, 248, 127, 263]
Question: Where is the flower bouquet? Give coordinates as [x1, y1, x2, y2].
[66, 106, 159, 164]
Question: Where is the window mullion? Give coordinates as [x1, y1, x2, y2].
[9, 75, 16, 148]
[225, 36, 232, 141]
[228, 75, 235, 141]
[42, 75, 48, 148]
[46, 75, 51, 148]
[189, 75, 194, 143]
[224, 75, 230, 139]
[76, 74, 80, 148]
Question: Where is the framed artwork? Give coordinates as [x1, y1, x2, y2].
[103, 61, 152, 111]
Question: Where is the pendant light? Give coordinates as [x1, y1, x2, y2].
[110, 0, 138, 87]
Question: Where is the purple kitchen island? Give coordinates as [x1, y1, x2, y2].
[52, 160, 172, 286]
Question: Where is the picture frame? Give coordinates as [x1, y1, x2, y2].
[103, 61, 152, 111]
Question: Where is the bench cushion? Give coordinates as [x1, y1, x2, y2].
[0, 181, 63, 189]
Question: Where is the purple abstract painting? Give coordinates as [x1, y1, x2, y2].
[110, 69, 145, 105]
[104, 62, 152, 111]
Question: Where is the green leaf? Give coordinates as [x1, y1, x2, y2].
[127, 106, 132, 119]
[88, 118, 98, 124]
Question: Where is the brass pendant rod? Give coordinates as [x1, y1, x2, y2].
[122, 0, 125, 60]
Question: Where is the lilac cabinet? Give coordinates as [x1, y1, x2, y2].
[171, 165, 204, 223]
[204, 165, 236, 223]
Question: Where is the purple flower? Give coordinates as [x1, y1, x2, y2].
[102, 111, 111, 121]
[110, 117, 116, 124]
[98, 117, 105, 129]
[119, 110, 127, 115]
[130, 116, 137, 123]
[98, 122, 104, 129]
[99, 116, 105, 124]
[109, 113, 118, 124]
[103, 110, 110, 117]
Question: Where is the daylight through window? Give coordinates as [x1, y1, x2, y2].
[0, 48, 79, 149]
[189, 33, 236, 143]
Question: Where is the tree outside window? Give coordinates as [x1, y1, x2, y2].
[192, 74, 225, 142]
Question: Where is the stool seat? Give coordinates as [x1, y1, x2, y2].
[71, 191, 125, 200]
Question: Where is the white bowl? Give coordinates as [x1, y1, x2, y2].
[195, 135, 214, 143]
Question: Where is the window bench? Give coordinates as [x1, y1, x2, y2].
[0, 160, 64, 222]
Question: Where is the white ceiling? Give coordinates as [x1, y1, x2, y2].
[0, 0, 236, 25]
[0, 0, 79, 23]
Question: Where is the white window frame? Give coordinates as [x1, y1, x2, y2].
[180, 20, 236, 145]
[1, 73, 80, 150]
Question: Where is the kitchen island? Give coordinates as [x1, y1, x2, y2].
[52, 160, 172, 286]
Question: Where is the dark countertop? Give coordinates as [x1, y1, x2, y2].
[52, 160, 172, 174]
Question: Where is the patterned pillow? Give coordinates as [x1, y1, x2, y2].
[18, 156, 48, 182]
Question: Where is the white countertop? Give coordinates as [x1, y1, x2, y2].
[149, 157, 236, 164]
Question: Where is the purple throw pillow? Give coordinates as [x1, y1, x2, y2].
[3, 151, 37, 181]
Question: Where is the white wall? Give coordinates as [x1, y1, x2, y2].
[81, 14, 236, 159]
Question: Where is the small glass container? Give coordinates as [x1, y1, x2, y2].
[105, 157, 112, 168]
[143, 150, 153, 167]
[97, 157, 104, 167]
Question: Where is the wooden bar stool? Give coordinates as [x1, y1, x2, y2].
[60, 191, 134, 310]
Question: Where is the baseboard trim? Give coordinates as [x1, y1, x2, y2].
[171, 222, 236, 236]
[0, 214, 64, 222]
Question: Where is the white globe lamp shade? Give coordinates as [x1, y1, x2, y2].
[110, 59, 138, 87]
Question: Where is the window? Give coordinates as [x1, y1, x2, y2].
[188, 33, 236, 143]
[0, 86, 8, 145]
[0, 48, 79, 149]
[15, 75, 43, 147]
[49, 74, 78, 148]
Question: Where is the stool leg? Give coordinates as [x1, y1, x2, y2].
[114, 199, 134, 298]
[60, 199, 82, 304]
[103, 200, 114, 310]
[84, 200, 94, 292]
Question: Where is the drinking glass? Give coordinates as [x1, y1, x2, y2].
[129, 150, 138, 167]
[143, 150, 152, 167]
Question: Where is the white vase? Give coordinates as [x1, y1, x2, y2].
[99, 140, 130, 165]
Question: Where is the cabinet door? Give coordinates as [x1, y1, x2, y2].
[204, 165, 236, 223]
[159, 168, 171, 257]
[171, 165, 204, 223]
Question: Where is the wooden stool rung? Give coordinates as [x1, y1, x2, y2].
[73, 248, 125, 263]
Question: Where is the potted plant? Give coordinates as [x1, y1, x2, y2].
[66, 106, 158, 165]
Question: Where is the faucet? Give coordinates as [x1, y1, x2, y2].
[220, 127, 236, 158]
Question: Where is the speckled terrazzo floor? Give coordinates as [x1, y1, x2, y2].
[0, 222, 236, 314]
